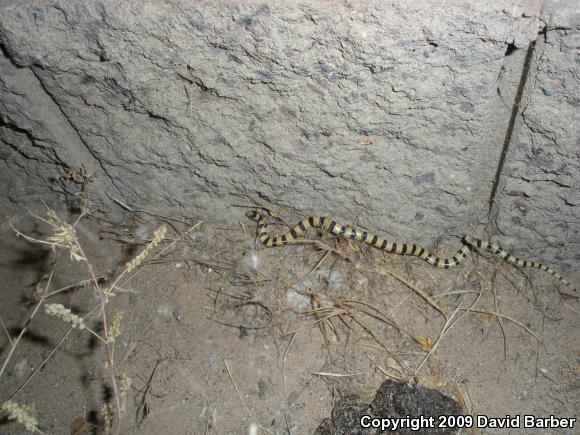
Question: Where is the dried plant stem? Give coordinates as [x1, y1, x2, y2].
[364, 352, 406, 381]
[313, 371, 363, 377]
[84, 326, 107, 343]
[105, 191, 191, 225]
[414, 289, 484, 375]
[301, 250, 331, 281]
[10, 328, 73, 400]
[116, 221, 202, 290]
[0, 271, 53, 380]
[457, 308, 541, 340]
[44, 276, 108, 299]
[282, 332, 296, 396]
[10, 226, 66, 249]
[290, 309, 349, 335]
[0, 317, 12, 345]
[223, 359, 250, 414]
[7, 206, 157, 434]
[491, 271, 508, 360]
[76, 244, 122, 435]
[374, 264, 446, 319]
[414, 304, 463, 375]
[6, 297, 101, 402]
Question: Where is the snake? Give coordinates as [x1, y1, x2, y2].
[246, 209, 576, 292]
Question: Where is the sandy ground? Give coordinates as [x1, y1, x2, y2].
[0, 207, 578, 434]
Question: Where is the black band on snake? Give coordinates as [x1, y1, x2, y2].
[246, 210, 576, 292]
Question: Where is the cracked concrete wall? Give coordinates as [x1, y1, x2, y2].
[0, 1, 577, 282]
[494, 4, 580, 282]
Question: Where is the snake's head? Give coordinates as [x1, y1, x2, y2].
[246, 210, 261, 221]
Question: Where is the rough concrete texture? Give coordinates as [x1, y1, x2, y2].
[494, 12, 580, 280]
[0, 1, 577, 280]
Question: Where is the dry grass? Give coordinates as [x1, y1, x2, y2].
[0, 197, 200, 433]
[228, 207, 577, 413]
[1, 200, 576, 433]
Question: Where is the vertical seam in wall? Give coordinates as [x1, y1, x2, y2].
[487, 38, 538, 215]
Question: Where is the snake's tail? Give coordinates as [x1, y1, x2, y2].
[464, 236, 576, 291]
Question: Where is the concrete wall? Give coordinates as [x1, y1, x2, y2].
[0, 1, 578, 281]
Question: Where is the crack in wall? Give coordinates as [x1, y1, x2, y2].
[488, 26, 546, 216]
[0, 117, 63, 164]
[2, 33, 124, 208]
[28, 68, 123, 195]
[0, 37, 23, 69]
[487, 28, 545, 215]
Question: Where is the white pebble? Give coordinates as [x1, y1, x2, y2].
[286, 288, 311, 310]
[248, 423, 258, 435]
[240, 250, 260, 270]
[357, 276, 369, 286]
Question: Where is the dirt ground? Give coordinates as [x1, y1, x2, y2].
[0, 204, 578, 434]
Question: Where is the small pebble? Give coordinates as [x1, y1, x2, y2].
[258, 376, 271, 400]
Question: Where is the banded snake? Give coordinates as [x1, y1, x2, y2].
[246, 209, 576, 293]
